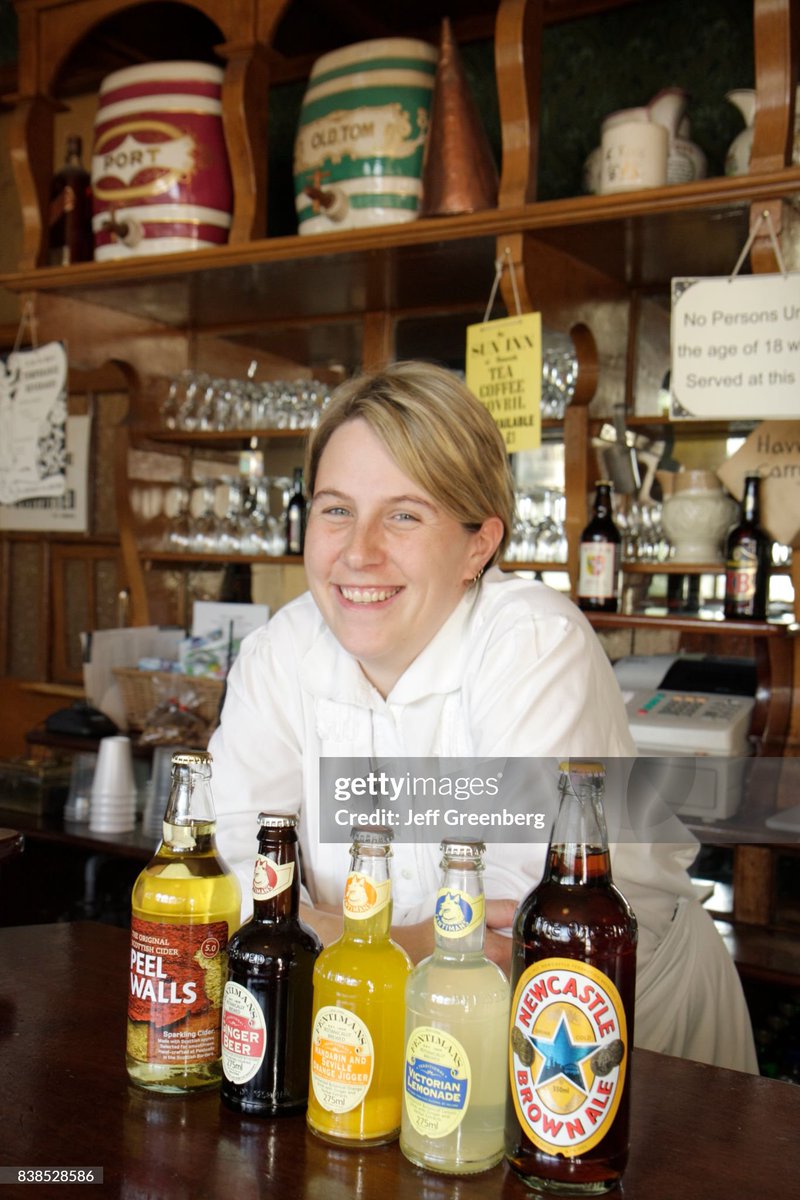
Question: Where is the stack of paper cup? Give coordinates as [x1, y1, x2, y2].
[89, 736, 138, 833]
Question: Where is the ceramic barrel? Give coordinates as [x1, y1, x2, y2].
[91, 61, 233, 261]
[293, 37, 437, 235]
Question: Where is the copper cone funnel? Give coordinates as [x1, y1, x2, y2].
[420, 17, 499, 217]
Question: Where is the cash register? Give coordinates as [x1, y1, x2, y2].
[613, 654, 756, 821]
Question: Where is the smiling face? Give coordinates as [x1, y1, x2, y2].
[304, 418, 502, 697]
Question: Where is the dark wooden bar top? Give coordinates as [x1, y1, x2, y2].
[1, 922, 799, 1200]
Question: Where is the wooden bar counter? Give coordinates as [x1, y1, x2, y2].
[1, 922, 798, 1199]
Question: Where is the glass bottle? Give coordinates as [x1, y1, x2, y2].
[306, 826, 412, 1146]
[401, 839, 509, 1175]
[127, 750, 241, 1093]
[221, 813, 322, 1116]
[505, 760, 637, 1194]
[577, 482, 621, 613]
[285, 466, 306, 555]
[48, 134, 93, 266]
[724, 474, 770, 621]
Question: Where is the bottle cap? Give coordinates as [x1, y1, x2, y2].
[558, 758, 605, 777]
[350, 825, 394, 843]
[258, 812, 298, 828]
[439, 838, 485, 858]
[172, 750, 212, 767]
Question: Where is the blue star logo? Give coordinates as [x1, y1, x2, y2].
[532, 1016, 598, 1091]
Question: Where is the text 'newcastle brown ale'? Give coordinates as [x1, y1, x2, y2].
[221, 813, 321, 1116]
[505, 761, 637, 1194]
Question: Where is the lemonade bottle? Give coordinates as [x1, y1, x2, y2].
[126, 750, 241, 1092]
[401, 839, 509, 1174]
[306, 826, 412, 1145]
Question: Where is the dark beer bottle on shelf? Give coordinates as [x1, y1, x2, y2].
[221, 813, 322, 1117]
[723, 474, 771, 621]
[285, 467, 306, 555]
[506, 760, 637, 1195]
[577, 481, 621, 613]
[48, 135, 93, 266]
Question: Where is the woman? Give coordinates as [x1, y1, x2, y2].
[210, 360, 756, 1073]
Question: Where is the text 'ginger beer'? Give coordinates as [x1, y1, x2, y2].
[221, 813, 322, 1116]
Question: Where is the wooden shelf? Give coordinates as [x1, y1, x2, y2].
[4, 171, 800, 331]
[587, 611, 796, 636]
[621, 561, 792, 576]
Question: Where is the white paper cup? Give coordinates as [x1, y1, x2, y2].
[91, 736, 136, 798]
[600, 120, 668, 193]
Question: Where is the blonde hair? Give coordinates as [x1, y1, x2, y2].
[306, 361, 514, 566]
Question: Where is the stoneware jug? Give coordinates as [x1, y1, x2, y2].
[661, 471, 737, 563]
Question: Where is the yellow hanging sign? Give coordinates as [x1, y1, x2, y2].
[465, 312, 542, 453]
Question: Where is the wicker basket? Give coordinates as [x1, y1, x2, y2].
[113, 668, 225, 731]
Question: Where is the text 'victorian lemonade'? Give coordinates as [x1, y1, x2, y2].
[307, 826, 412, 1145]
[127, 751, 241, 1093]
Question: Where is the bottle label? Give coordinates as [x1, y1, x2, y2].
[127, 917, 228, 1066]
[310, 1005, 374, 1113]
[405, 1026, 471, 1138]
[509, 957, 628, 1158]
[434, 889, 485, 939]
[252, 855, 294, 901]
[578, 542, 618, 599]
[726, 546, 758, 603]
[343, 872, 391, 920]
[221, 980, 267, 1085]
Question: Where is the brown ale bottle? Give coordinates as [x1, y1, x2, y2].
[220, 813, 322, 1116]
[506, 760, 637, 1194]
[724, 474, 770, 621]
[577, 482, 621, 613]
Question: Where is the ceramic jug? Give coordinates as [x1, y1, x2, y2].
[648, 88, 707, 184]
[725, 86, 800, 175]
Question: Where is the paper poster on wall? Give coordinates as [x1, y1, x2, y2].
[465, 313, 542, 452]
[670, 274, 800, 419]
[0, 341, 68, 504]
[0, 415, 90, 532]
[716, 420, 800, 547]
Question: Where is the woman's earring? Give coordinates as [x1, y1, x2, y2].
[471, 565, 485, 585]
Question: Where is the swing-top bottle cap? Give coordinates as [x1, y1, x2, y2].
[258, 812, 298, 828]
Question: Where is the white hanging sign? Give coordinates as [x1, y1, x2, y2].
[0, 341, 68, 504]
[670, 274, 800, 419]
[0, 415, 90, 533]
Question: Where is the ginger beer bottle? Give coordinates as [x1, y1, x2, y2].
[506, 760, 637, 1194]
[221, 813, 322, 1116]
[306, 826, 412, 1146]
[127, 750, 241, 1092]
[401, 839, 509, 1174]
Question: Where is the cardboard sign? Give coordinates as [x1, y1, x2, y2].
[465, 313, 541, 452]
[716, 420, 800, 547]
[671, 274, 800, 419]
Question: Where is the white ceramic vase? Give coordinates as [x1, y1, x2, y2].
[661, 472, 737, 563]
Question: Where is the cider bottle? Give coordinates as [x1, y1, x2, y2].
[306, 826, 412, 1146]
[724, 474, 771, 621]
[221, 813, 322, 1116]
[401, 839, 509, 1175]
[577, 482, 621, 613]
[284, 466, 306, 555]
[506, 760, 637, 1194]
[48, 134, 93, 266]
[127, 750, 241, 1093]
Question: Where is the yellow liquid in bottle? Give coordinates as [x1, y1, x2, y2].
[307, 895, 412, 1145]
[126, 821, 241, 1093]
